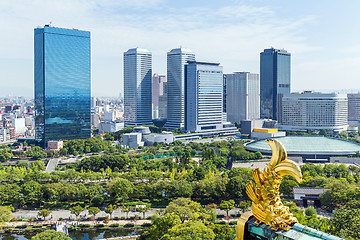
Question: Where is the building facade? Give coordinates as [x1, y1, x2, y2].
[348, 93, 360, 122]
[34, 25, 91, 147]
[158, 82, 168, 119]
[124, 48, 152, 126]
[280, 92, 348, 132]
[260, 48, 291, 120]
[185, 61, 224, 133]
[226, 72, 260, 123]
[165, 48, 195, 129]
[152, 73, 167, 119]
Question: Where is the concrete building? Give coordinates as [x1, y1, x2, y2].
[99, 122, 124, 133]
[260, 48, 291, 120]
[165, 48, 195, 129]
[122, 132, 144, 148]
[158, 82, 168, 119]
[152, 74, 166, 119]
[226, 72, 260, 123]
[47, 140, 63, 151]
[279, 92, 348, 132]
[348, 93, 360, 122]
[143, 132, 174, 145]
[124, 48, 152, 126]
[185, 61, 224, 133]
[251, 128, 286, 139]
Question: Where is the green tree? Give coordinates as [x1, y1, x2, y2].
[70, 205, 84, 219]
[167, 180, 193, 198]
[238, 201, 251, 213]
[105, 204, 116, 219]
[0, 206, 13, 224]
[30, 160, 46, 171]
[121, 205, 132, 219]
[141, 213, 182, 240]
[37, 209, 52, 220]
[330, 207, 360, 239]
[167, 220, 215, 240]
[137, 205, 151, 219]
[31, 230, 71, 240]
[165, 198, 208, 223]
[212, 224, 236, 240]
[219, 200, 235, 217]
[88, 207, 100, 219]
[107, 178, 134, 202]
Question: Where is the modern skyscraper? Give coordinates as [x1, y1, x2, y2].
[34, 25, 91, 147]
[165, 48, 195, 129]
[124, 48, 152, 126]
[185, 61, 223, 133]
[226, 72, 260, 123]
[152, 73, 166, 119]
[260, 48, 291, 120]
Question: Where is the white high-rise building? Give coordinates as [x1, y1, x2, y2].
[226, 72, 260, 123]
[280, 92, 348, 132]
[124, 48, 152, 126]
[165, 48, 195, 129]
[185, 61, 224, 133]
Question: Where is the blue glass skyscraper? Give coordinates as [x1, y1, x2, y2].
[34, 25, 91, 147]
[260, 48, 291, 121]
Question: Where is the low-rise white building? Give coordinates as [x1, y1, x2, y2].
[122, 132, 144, 148]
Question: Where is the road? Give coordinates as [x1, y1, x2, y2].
[45, 158, 59, 173]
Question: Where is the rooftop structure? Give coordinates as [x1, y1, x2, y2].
[245, 136, 360, 157]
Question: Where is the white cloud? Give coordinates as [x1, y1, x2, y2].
[0, 0, 331, 96]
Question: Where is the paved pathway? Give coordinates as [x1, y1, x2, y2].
[12, 208, 241, 222]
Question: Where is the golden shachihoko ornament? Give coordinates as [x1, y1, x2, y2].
[236, 139, 303, 240]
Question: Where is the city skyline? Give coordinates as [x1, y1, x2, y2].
[1, 0, 360, 97]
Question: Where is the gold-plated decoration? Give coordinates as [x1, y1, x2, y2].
[236, 139, 303, 240]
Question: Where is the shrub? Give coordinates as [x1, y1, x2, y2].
[142, 223, 152, 227]
[96, 217, 105, 221]
[229, 221, 237, 225]
[32, 225, 43, 228]
[95, 224, 105, 228]
[78, 224, 91, 228]
[113, 217, 119, 220]
[217, 214, 225, 219]
[305, 206, 317, 217]
[218, 221, 227, 225]
[109, 223, 119, 227]
[58, 217, 63, 221]
[15, 225, 27, 229]
[120, 217, 126, 220]
[123, 223, 135, 228]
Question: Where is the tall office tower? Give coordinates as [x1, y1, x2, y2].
[226, 72, 260, 123]
[34, 25, 91, 147]
[152, 73, 166, 119]
[185, 61, 223, 133]
[124, 48, 152, 126]
[165, 48, 195, 129]
[348, 93, 360, 122]
[260, 48, 291, 120]
[158, 82, 168, 119]
[281, 92, 348, 132]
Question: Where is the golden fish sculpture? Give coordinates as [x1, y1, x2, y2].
[236, 139, 303, 240]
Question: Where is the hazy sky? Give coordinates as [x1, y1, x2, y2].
[1, 0, 359, 97]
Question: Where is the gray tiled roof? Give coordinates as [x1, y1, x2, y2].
[293, 187, 325, 195]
